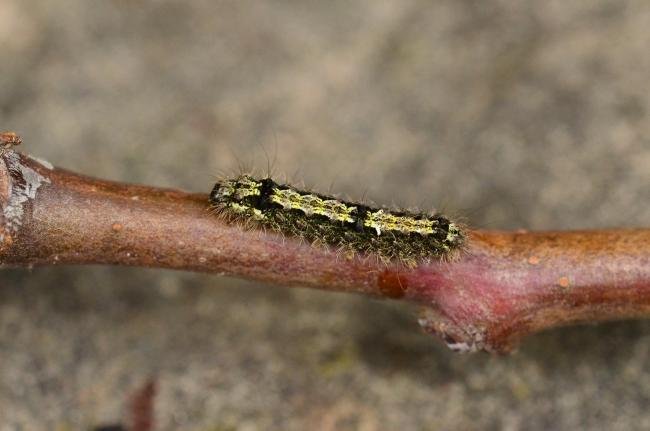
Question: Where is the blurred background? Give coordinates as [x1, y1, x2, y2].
[1, 1, 650, 429]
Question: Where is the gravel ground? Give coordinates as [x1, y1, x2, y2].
[1, 1, 650, 429]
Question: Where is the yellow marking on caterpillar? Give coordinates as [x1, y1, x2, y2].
[446, 223, 461, 242]
[234, 176, 261, 200]
[363, 209, 436, 236]
[229, 202, 265, 220]
[270, 188, 356, 223]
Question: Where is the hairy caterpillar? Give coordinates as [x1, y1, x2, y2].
[209, 175, 464, 265]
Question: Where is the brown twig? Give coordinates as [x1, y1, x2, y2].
[1, 137, 649, 353]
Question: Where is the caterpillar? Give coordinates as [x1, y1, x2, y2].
[209, 175, 464, 265]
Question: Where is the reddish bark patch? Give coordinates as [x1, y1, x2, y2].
[377, 270, 407, 299]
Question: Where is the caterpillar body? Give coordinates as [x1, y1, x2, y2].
[209, 175, 464, 265]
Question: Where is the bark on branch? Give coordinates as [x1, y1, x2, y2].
[1, 141, 649, 353]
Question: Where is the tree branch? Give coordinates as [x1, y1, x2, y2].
[2, 141, 649, 353]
